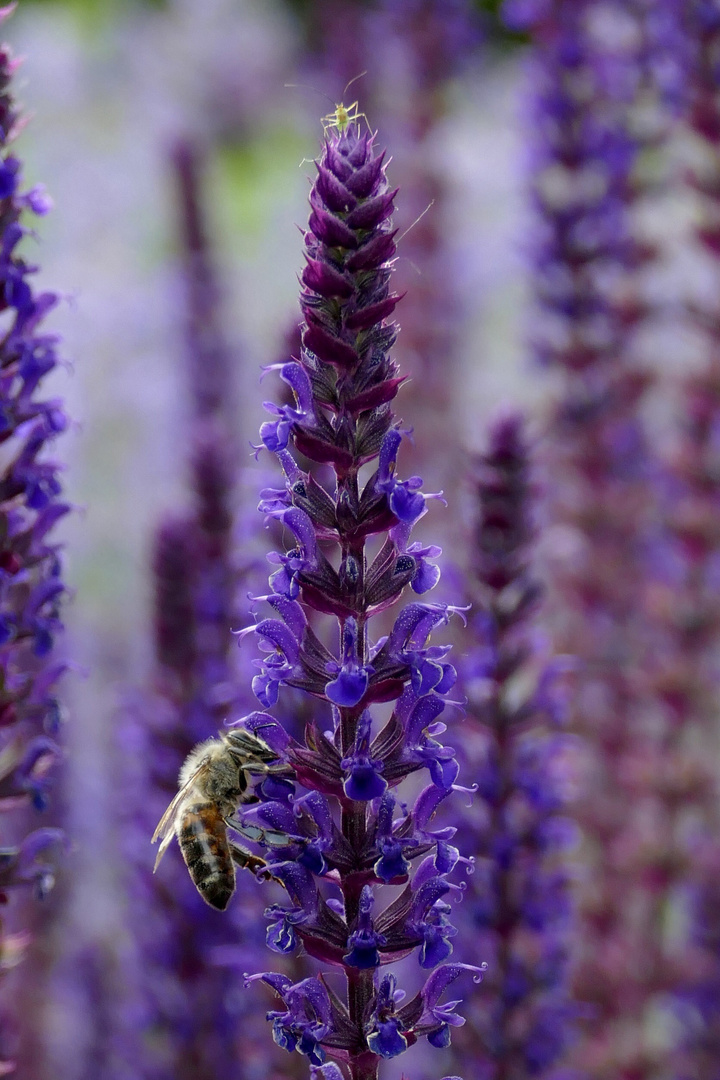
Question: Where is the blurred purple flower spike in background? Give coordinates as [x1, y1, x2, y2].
[447, 413, 579, 1079]
[505, 0, 683, 1075]
[116, 138, 295, 1080]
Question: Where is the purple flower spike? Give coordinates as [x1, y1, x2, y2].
[231, 106, 480, 1077]
[118, 139, 295, 1079]
[0, 23, 70, 1070]
[448, 415, 578, 1076]
[506, 2, 697, 1075]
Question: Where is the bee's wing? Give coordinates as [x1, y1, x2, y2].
[151, 763, 208, 871]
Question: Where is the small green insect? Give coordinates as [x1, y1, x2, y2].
[321, 100, 368, 134]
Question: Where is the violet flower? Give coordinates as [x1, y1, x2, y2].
[504, 2, 681, 1076]
[232, 116, 484, 1079]
[118, 140, 291, 1080]
[0, 12, 69, 1070]
[673, 844, 720, 1080]
[659, 5, 720, 1072]
[448, 415, 577, 1079]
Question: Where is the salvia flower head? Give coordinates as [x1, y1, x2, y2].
[0, 10, 69, 1072]
[227, 112, 485, 1076]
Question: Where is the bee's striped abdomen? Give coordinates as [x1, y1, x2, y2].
[178, 803, 235, 910]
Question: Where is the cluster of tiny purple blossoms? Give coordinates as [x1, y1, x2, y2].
[0, 0, 67, 1026]
[222, 120, 484, 1078]
[116, 142, 284, 1080]
[504, 3, 665, 1075]
[451, 415, 577, 1080]
[505, 1, 720, 1078]
[666, 4, 720, 1072]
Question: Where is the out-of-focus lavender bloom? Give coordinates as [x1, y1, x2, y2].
[365, 1, 483, 502]
[231, 115, 484, 1079]
[0, 9, 69, 1071]
[449, 415, 577, 1079]
[117, 141, 294, 1080]
[673, 845, 720, 1080]
[656, 6, 720, 1073]
[173, 139, 235, 425]
[506, 1, 688, 1077]
[368, 0, 482, 141]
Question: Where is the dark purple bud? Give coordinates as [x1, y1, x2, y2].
[313, 163, 358, 212]
[303, 323, 360, 371]
[308, 205, 358, 249]
[302, 256, 354, 298]
[346, 230, 398, 271]
[345, 375, 407, 416]
[345, 294, 400, 332]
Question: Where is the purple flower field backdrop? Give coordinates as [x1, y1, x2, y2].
[1, 1, 719, 1079]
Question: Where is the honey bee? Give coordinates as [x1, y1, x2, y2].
[152, 728, 292, 911]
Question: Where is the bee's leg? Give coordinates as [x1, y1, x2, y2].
[237, 791, 260, 806]
[226, 817, 264, 841]
[227, 816, 292, 848]
[228, 841, 277, 882]
[267, 762, 295, 778]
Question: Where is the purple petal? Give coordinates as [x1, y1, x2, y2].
[421, 964, 487, 1011]
[343, 759, 387, 802]
[325, 668, 368, 707]
[282, 507, 318, 563]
